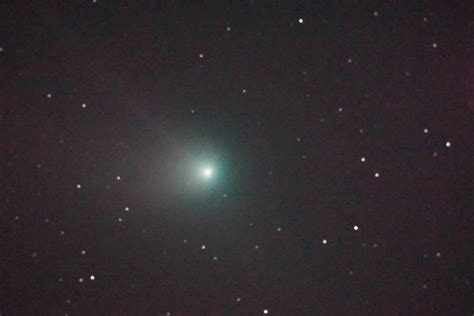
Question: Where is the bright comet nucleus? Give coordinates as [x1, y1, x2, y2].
[202, 167, 214, 179]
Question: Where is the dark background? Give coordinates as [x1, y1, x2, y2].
[2, 1, 473, 315]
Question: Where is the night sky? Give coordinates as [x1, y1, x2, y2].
[2, 1, 474, 315]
